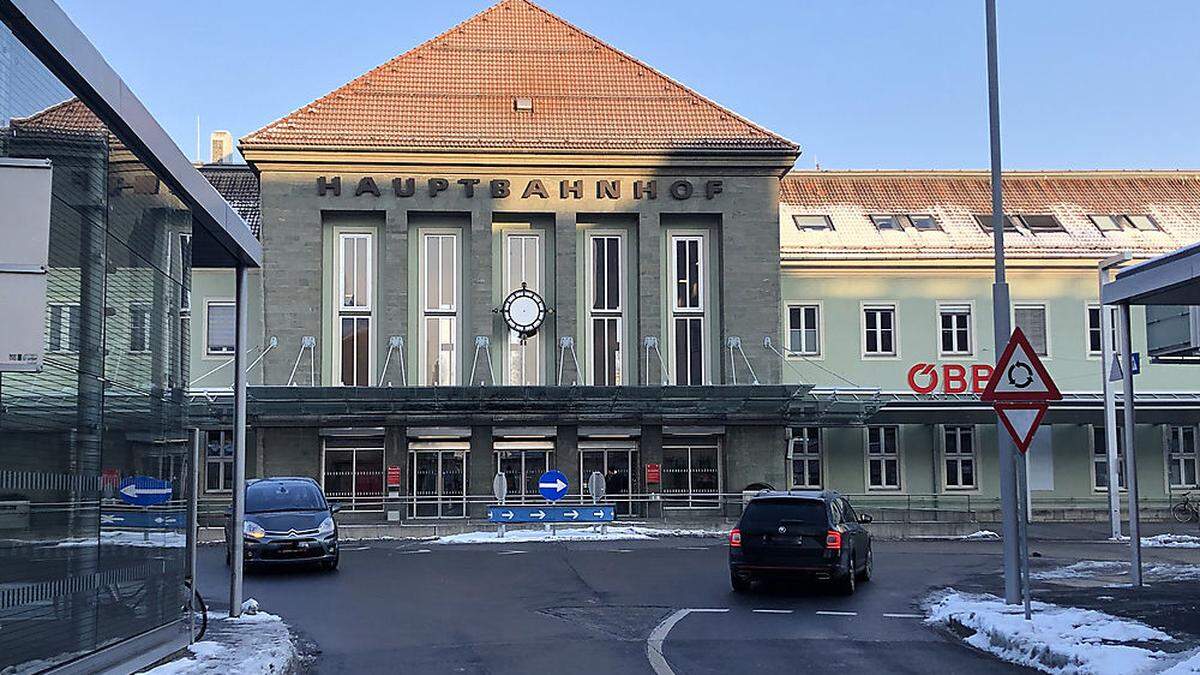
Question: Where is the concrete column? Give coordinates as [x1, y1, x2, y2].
[556, 425, 580, 487]
[380, 209, 408, 385]
[468, 426, 493, 517]
[553, 211, 578, 384]
[636, 211, 661, 385]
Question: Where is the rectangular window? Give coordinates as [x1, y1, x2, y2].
[47, 303, 80, 353]
[129, 303, 151, 353]
[204, 429, 234, 493]
[1087, 305, 1119, 355]
[939, 304, 972, 355]
[1168, 426, 1199, 489]
[1092, 426, 1126, 491]
[790, 427, 821, 489]
[505, 233, 542, 385]
[204, 301, 235, 356]
[870, 214, 904, 231]
[589, 234, 623, 385]
[787, 305, 820, 356]
[324, 440, 385, 511]
[863, 305, 896, 356]
[422, 233, 458, 386]
[1127, 215, 1159, 231]
[1017, 215, 1065, 233]
[179, 233, 192, 313]
[866, 426, 900, 490]
[908, 214, 941, 231]
[494, 448, 551, 502]
[1014, 305, 1049, 356]
[661, 443, 720, 508]
[671, 235, 705, 385]
[943, 426, 977, 489]
[975, 214, 1021, 233]
[337, 232, 373, 386]
[1089, 215, 1124, 232]
[792, 214, 834, 231]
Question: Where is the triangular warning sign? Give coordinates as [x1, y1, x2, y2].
[980, 327, 1062, 402]
[995, 403, 1048, 454]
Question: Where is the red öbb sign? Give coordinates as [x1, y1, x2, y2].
[906, 363, 994, 395]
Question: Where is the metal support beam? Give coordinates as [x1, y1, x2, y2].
[1099, 253, 1130, 540]
[229, 264, 249, 615]
[1118, 303, 1143, 587]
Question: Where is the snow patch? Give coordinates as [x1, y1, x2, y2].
[956, 530, 1001, 541]
[141, 607, 295, 674]
[1143, 534, 1200, 549]
[435, 525, 725, 545]
[1033, 560, 1200, 583]
[925, 589, 1176, 675]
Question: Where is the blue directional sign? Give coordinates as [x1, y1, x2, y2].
[488, 505, 615, 524]
[101, 510, 185, 528]
[537, 470, 569, 502]
[117, 476, 173, 506]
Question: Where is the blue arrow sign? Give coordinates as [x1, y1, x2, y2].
[537, 470, 569, 502]
[101, 509, 185, 528]
[488, 505, 614, 524]
[117, 476, 173, 506]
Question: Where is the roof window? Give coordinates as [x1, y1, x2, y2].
[1017, 215, 1065, 233]
[870, 215, 904, 231]
[793, 214, 834, 231]
[975, 214, 1021, 234]
[907, 214, 941, 231]
[1087, 214, 1161, 233]
[513, 97, 533, 112]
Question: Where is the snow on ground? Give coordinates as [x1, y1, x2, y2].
[1162, 649, 1200, 674]
[142, 606, 296, 674]
[1032, 560, 1200, 583]
[54, 530, 186, 549]
[924, 589, 1183, 675]
[1143, 534, 1200, 549]
[956, 530, 1001, 541]
[435, 525, 726, 545]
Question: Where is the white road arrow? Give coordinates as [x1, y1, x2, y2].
[120, 484, 171, 499]
[564, 510, 579, 520]
[530, 510, 546, 520]
[538, 479, 567, 492]
[501, 510, 514, 520]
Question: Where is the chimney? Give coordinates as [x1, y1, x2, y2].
[209, 130, 233, 164]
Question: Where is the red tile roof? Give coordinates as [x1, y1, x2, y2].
[241, 0, 797, 155]
[780, 171, 1200, 261]
[8, 97, 113, 140]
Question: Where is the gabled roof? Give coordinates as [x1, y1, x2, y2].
[241, 0, 797, 156]
[199, 164, 261, 238]
[8, 97, 115, 142]
[780, 170, 1200, 262]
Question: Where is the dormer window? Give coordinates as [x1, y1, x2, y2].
[793, 214, 834, 231]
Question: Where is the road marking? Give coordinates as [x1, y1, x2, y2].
[815, 610, 857, 617]
[676, 546, 709, 551]
[882, 613, 924, 619]
[497, 550, 528, 556]
[341, 546, 370, 551]
[647, 609, 729, 675]
[752, 609, 793, 614]
[396, 548, 432, 555]
[612, 548, 634, 553]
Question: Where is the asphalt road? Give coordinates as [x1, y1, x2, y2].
[194, 536, 1043, 674]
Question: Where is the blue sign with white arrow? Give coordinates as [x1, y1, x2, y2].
[117, 476, 173, 506]
[101, 509, 185, 528]
[537, 470, 569, 502]
[488, 505, 615, 524]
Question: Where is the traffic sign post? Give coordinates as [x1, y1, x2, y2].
[981, 327, 1062, 620]
[537, 470, 569, 502]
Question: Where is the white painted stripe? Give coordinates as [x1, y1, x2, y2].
[341, 546, 370, 551]
[882, 613, 924, 619]
[396, 548, 432, 555]
[647, 608, 730, 675]
[676, 546, 709, 551]
[752, 609, 793, 614]
[612, 549, 634, 553]
[815, 610, 857, 616]
[497, 550, 528, 556]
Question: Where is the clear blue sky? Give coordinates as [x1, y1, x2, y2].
[56, 0, 1200, 170]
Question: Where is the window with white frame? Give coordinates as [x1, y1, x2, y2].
[589, 234, 623, 385]
[1014, 304, 1049, 356]
[789, 427, 821, 488]
[421, 232, 458, 386]
[863, 305, 896, 356]
[129, 303, 151, 353]
[943, 425, 977, 489]
[505, 233, 542, 385]
[205, 300, 235, 356]
[1168, 425, 1199, 489]
[661, 443, 720, 508]
[671, 235, 705, 385]
[1086, 305, 1119, 355]
[337, 232, 373, 386]
[47, 303, 80, 353]
[939, 304, 972, 355]
[787, 305, 820, 356]
[1092, 426, 1126, 490]
[494, 447, 551, 502]
[866, 426, 900, 490]
[204, 429, 234, 492]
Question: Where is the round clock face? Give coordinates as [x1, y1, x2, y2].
[501, 285, 547, 337]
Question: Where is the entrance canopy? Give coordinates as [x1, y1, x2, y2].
[1103, 239, 1200, 305]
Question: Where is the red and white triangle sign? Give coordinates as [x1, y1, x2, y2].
[995, 403, 1048, 454]
[980, 327, 1062, 403]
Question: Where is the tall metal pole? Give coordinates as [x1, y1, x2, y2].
[229, 264, 249, 615]
[985, 0, 1021, 605]
[1098, 253, 1130, 540]
[1118, 303, 1142, 586]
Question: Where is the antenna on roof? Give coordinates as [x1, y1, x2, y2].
[814, 158, 822, 171]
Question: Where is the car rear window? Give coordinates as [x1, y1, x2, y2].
[245, 481, 326, 513]
[740, 499, 828, 531]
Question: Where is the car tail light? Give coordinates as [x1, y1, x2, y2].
[729, 528, 742, 548]
[825, 530, 842, 550]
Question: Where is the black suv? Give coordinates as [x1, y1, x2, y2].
[729, 491, 872, 594]
[226, 477, 341, 570]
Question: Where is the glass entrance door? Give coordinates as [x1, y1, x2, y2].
[323, 446, 385, 511]
[580, 447, 639, 516]
[410, 449, 466, 518]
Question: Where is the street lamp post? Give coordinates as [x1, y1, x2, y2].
[1098, 252, 1131, 540]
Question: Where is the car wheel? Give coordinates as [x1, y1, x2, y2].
[730, 571, 752, 593]
[326, 554, 339, 572]
[840, 555, 857, 595]
[857, 546, 873, 583]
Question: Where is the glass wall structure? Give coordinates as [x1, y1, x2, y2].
[0, 19, 197, 672]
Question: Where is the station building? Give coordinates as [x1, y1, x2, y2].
[189, 0, 1200, 522]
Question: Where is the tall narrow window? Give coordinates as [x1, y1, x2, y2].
[422, 232, 458, 386]
[787, 305, 820, 356]
[866, 426, 900, 490]
[671, 235, 705, 385]
[129, 303, 151, 353]
[47, 304, 80, 353]
[205, 301, 235, 356]
[943, 425, 976, 489]
[337, 232, 373, 386]
[1086, 305, 1119, 355]
[1168, 426, 1199, 489]
[863, 305, 896, 356]
[939, 304, 972, 356]
[205, 429, 234, 493]
[589, 234, 623, 385]
[505, 233, 542, 385]
[789, 427, 821, 488]
[1092, 426, 1126, 491]
[1014, 304, 1049, 356]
